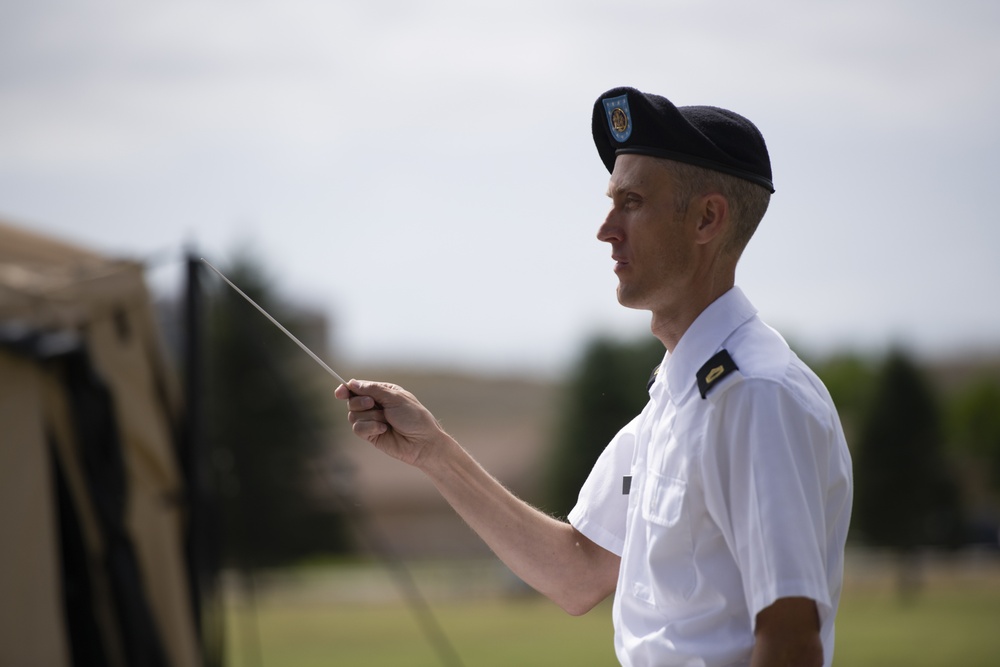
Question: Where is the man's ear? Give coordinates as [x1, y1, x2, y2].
[695, 193, 728, 245]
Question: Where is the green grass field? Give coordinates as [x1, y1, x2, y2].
[223, 555, 1000, 666]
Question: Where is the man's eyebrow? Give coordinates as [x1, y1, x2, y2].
[606, 182, 636, 198]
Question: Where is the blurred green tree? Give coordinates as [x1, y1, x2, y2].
[949, 377, 1000, 495]
[205, 253, 351, 569]
[853, 349, 964, 597]
[947, 377, 1000, 543]
[812, 352, 878, 447]
[544, 336, 663, 518]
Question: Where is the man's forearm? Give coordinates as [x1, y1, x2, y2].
[419, 432, 619, 615]
[338, 379, 619, 614]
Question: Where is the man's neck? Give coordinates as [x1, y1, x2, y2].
[651, 276, 735, 352]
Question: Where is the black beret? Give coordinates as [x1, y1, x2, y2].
[592, 86, 774, 193]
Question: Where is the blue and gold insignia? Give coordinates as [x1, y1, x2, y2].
[603, 94, 633, 142]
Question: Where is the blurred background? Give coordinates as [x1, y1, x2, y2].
[2, 1, 999, 665]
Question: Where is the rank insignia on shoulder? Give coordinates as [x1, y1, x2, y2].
[646, 364, 660, 391]
[697, 349, 739, 399]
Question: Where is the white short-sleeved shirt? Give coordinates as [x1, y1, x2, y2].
[568, 287, 853, 667]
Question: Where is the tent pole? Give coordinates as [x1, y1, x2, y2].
[182, 250, 223, 667]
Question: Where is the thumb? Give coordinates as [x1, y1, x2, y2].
[347, 379, 402, 405]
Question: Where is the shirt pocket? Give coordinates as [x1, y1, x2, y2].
[634, 471, 696, 605]
[642, 471, 686, 526]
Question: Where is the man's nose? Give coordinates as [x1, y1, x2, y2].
[597, 210, 622, 243]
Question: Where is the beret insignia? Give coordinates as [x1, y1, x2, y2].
[697, 349, 739, 399]
[603, 94, 633, 142]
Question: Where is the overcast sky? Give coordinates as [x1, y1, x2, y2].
[2, 0, 998, 378]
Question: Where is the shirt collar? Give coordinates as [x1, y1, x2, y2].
[660, 286, 758, 402]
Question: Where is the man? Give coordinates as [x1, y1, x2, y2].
[336, 86, 853, 667]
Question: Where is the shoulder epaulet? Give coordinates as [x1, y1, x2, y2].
[697, 349, 739, 399]
[646, 364, 660, 391]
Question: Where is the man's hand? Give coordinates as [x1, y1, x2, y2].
[750, 597, 823, 667]
[335, 379, 446, 469]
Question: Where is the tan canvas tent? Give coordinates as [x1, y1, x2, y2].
[0, 220, 203, 666]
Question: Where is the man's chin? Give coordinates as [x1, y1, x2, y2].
[615, 288, 647, 311]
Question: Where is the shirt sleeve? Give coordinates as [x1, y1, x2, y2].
[699, 377, 835, 623]
[567, 414, 639, 557]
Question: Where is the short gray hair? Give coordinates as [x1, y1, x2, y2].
[657, 159, 771, 256]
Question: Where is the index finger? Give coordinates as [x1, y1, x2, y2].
[334, 381, 358, 400]
[343, 379, 399, 403]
